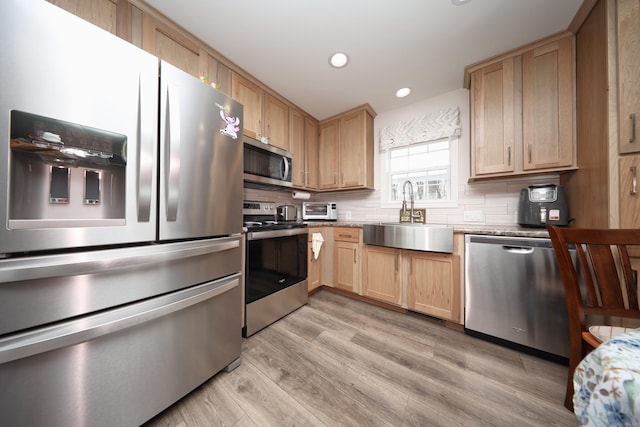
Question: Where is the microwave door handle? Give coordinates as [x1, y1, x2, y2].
[137, 74, 155, 222]
[165, 84, 181, 222]
[281, 156, 290, 181]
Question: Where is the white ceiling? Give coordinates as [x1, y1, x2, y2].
[145, 0, 583, 121]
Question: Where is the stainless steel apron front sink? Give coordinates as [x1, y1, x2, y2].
[362, 223, 454, 253]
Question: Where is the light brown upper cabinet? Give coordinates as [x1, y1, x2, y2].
[141, 13, 202, 78]
[318, 119, 340, 189]
[318, 104, 375, 191]
[47, 0, 117, 34]
[289, 108, 306, 188]
[290, 109, 319, 189]
[304, 117, 319, 190]
[470, 58, 518, 175]
[231, 74, 289, 150]
[467, 33, 576, 179]
[263, 93, 289, 151]
[522, 36, 575, 170]
[617, 0, 640, 154]
[231, 74, 263, 141]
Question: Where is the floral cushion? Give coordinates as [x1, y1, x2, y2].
[573, 329, 640, 426]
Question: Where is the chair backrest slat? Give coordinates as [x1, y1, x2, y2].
[587, 243, 626, 309]
[574, 244, 599, 307]
[548, 226, 640, 330]
[619, 245, 639, 311]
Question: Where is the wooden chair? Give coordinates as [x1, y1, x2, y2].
[547, 225, 640, 411]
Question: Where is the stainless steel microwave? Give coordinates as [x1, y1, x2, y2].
[243, 136, 292, 188]
[302, 202, 338, 221]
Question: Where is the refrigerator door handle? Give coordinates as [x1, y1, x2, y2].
[0, 274, 240, 364]
[165, 83, 181, 221]
[0, 237, 239, 283]
[137, 74, 155, 222]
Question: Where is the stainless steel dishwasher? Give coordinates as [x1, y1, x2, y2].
[464, 234, 572, 359]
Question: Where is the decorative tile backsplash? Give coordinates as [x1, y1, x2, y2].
[244, 173, 560, 226]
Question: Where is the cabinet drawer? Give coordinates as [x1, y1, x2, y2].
[334, 227, 360, 242]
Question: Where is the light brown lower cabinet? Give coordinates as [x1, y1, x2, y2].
[362, 245, 402, 305]
[406, 251, 461, 322]
[619, 154, 640, 229]
[307, 227, 323, 292]
[333, 228, 361, 293]
[311, 228, 462, 325]
[362, 233, 463, 324]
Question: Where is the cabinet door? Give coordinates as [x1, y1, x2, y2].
[318, 119, 340, 189]
[339, 110, 366, 187]
[618, 0, 640, 154]
[471, 59, 517, 176]
[308, 244, 322, 291]
[231, 74, 263, 140]
[289, 108, 306, 187]
[204, 54, 232, 96]
[141, 14, 201, 78]
[264, 93, 289, 150]
[47, 0, 117, 34]
[334, 241, 360, 293]
[305, 117, 319, 189]
[619, 155, 640, 229]
[362, 245, 401, 305]
[308, 228, 323, 292]
[407, 251, 460, 321]
[522, 36, 574, 170]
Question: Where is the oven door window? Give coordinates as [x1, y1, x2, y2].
[306, 204, 328, 215]
[246, 233, 307, 303]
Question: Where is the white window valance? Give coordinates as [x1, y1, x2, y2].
[379, 107, 461, 152]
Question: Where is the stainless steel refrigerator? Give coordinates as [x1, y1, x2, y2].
[0, 1, 244, 425]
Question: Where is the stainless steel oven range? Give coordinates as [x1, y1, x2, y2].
[243, 201, 308, 337]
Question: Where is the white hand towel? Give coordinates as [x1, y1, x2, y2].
[312, 232, 324, 259]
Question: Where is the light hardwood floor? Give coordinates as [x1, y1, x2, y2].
[144, 290, 577, 426]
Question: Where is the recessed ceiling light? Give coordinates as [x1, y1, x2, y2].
[395, 87, 411, 98]
[329, 52, 349, 68]
[451, 0, 472, 5]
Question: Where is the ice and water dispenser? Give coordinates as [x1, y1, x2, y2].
[9, 110, 127, 229]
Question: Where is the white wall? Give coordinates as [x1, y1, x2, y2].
[246, 88, 559, 225]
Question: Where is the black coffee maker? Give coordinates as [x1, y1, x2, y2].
[517, 184, 570, 227]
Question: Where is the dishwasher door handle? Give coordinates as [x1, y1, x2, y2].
[502, 245, 535, 254]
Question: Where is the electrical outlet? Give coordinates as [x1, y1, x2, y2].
[464, 210, 484, 222]
[345, 211, 352, 220]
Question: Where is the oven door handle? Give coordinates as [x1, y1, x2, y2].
[247, 228, 308, 241]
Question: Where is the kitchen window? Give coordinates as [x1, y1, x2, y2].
[382, 137, 458, 208]
[379, 107, 461, 209]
